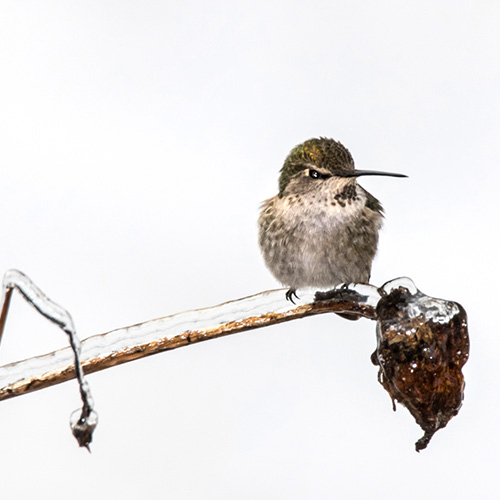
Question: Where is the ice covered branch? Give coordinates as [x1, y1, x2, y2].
[0, 270, 97, 449]
[0, 282, 378, 402]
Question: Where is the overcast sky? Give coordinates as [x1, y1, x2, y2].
[1, 1, 499, 499]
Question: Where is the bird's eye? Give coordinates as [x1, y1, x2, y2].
[309, 169, 320, 179]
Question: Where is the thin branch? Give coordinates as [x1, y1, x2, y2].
[0, 270, 98, 448]
[0, 286, 13, 346]
[0, 285, 378, 402]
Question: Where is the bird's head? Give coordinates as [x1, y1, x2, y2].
[278, 137, 406, 197]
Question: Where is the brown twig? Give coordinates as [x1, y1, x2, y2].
[0, 288, 377, 402]
[0, 286, 13, 347]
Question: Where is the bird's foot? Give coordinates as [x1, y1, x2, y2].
[314, 284, 361, 321]
[285, 288, 299, 304]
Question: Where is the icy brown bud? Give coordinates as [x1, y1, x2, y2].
[371, 278, 469, 451]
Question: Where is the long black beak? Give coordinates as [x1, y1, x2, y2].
[339, 169, 408, 178]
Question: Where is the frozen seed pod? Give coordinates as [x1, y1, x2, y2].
[372, 278, 469, 451]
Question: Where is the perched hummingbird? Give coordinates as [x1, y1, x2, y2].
[258, 137, 406, 303]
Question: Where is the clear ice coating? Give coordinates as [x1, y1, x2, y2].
[379, 277, 418, 296]
[380, 277, 459, 324]
[1, 269, 75, 337]
[0, 269, 98, 450]
[373, 278, 469, 451]
[70, 404, 98, 452]
[0, 283, 379, 394]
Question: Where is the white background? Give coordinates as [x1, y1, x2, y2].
[1, 1, 499, 498]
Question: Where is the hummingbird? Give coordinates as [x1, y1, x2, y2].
[258, 137, 407, 304]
